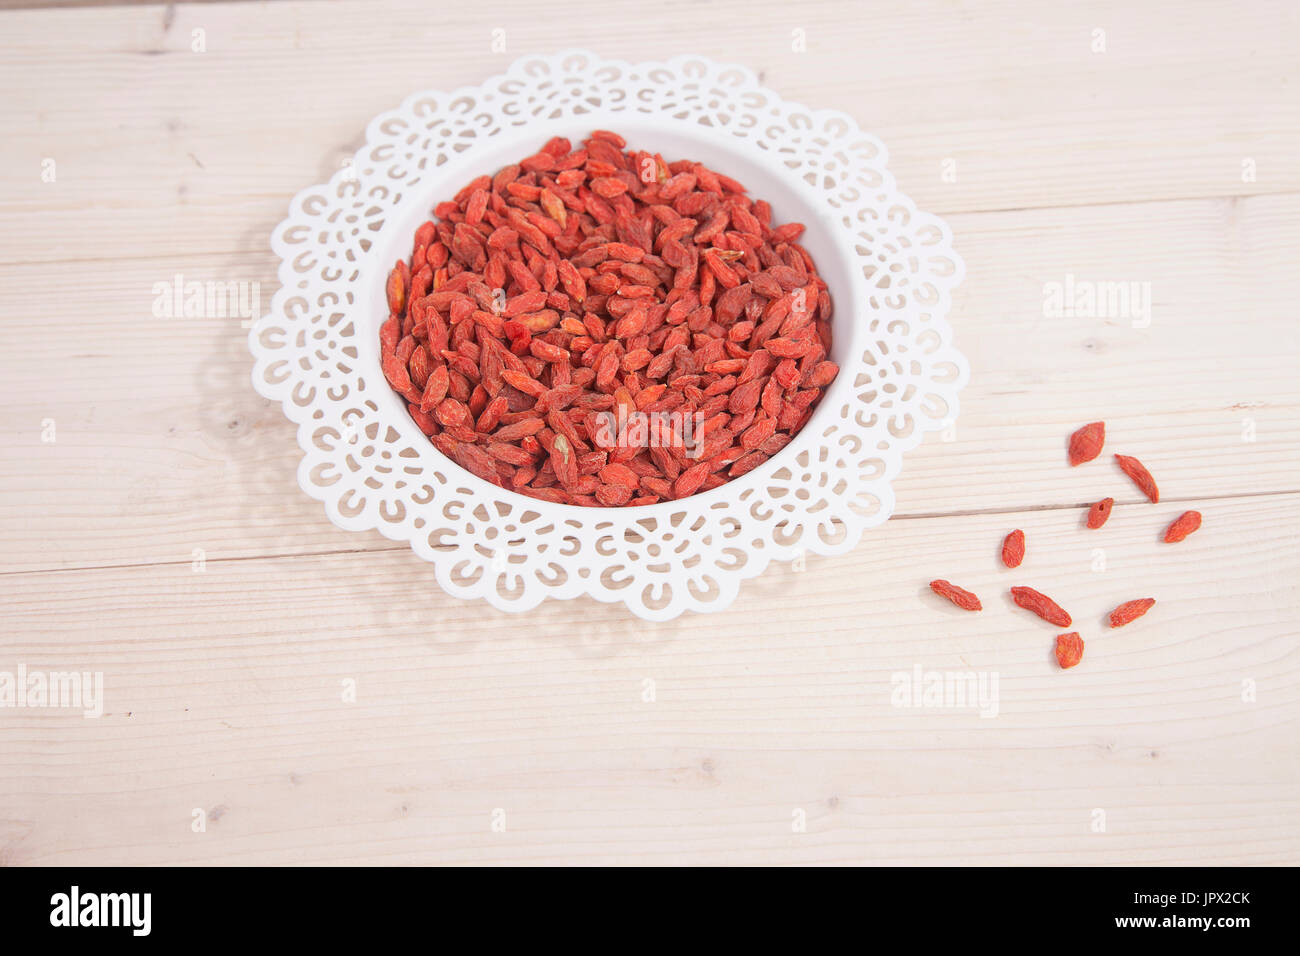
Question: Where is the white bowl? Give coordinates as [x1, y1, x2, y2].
[250, 51, 967, 620]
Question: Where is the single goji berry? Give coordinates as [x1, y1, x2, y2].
[386, 261, 406, 315]
[1109, 598, 1155, 627]
[1114, 453, 1159, 502]
[1001, 529, 1026, 568]
[930, 579, 982, 611]
[1055, 632, 1084, 669]
[1163, 510, 1201, 543]
[1068, 421, 1105, 466]
[672, 461, 710, 499]
[1086, 496, 1113, 529]
[1010, 586, 1072, 627]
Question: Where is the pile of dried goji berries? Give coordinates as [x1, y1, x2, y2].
[930, 421, 1203, 669]
[379, 130, 837, 506]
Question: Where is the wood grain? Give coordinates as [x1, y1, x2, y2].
[2, 494, 1296, 865]
[0, 0, 1297, 866]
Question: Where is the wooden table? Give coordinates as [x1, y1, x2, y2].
[2, 0, 1297, 866]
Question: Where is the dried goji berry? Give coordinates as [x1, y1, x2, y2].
[929, 579, 982, 611]
[1163, 510, 1202, 543]
[550, 434, 579, 488]
[1086, 496, 1113, 529]
[1010, 586, 1072, 627]
[1109, 597, 1155, 627]
[1114, 453, 1159, 502]
[1001, 529, 1025, 568]
[1068, 421, 1105, 466]
[672, 462, 710, 499]
[386, 261, 406, 315]
[1055, 632, 1084, 669]
[382, 132, 837, 506]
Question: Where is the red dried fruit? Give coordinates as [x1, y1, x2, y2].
[672, 462, 710, 499]
[550, 434, 579, 488]
[1114, 453, 1159, 502]
[1010, 586, 1072, 627]
[1055, 632, 1084, 669]
[380, 131, 837, 506]
[1068, 421, 1105, 465]
[595, 482, 633, 506]
[386, 262, 406, 315]
[1163, 510, 1201, 543]
[381, 353, 414, 398]
[1086, 497, 1113, 529]
[929, 579, 982, 611]
[1001, 529, 1025, 568]
[1109, 598, 1155, 627]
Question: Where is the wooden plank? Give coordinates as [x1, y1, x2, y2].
[0, 0, 1297, 264]
[1, 492, 1295, 864]
[1, 0, 1296, 869]
[0, 193, 1295, 573]
[0, 1, 250, 9]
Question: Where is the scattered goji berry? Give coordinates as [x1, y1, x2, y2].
[1085, 496, 1113, 529]
[1010, 586, 1072, 627]
[1163, 510, 1202, 543]
[1055, 632, 1084, 669]
[1001, 529, 1026, 568]
[930, 579, 982, 611]
[1114, 453, 1159, 502]
[1109, 598, 1155, 627]
[1068, 421, 1105, 466]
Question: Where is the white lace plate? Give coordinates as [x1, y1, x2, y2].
[249, 50, 968, 621]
